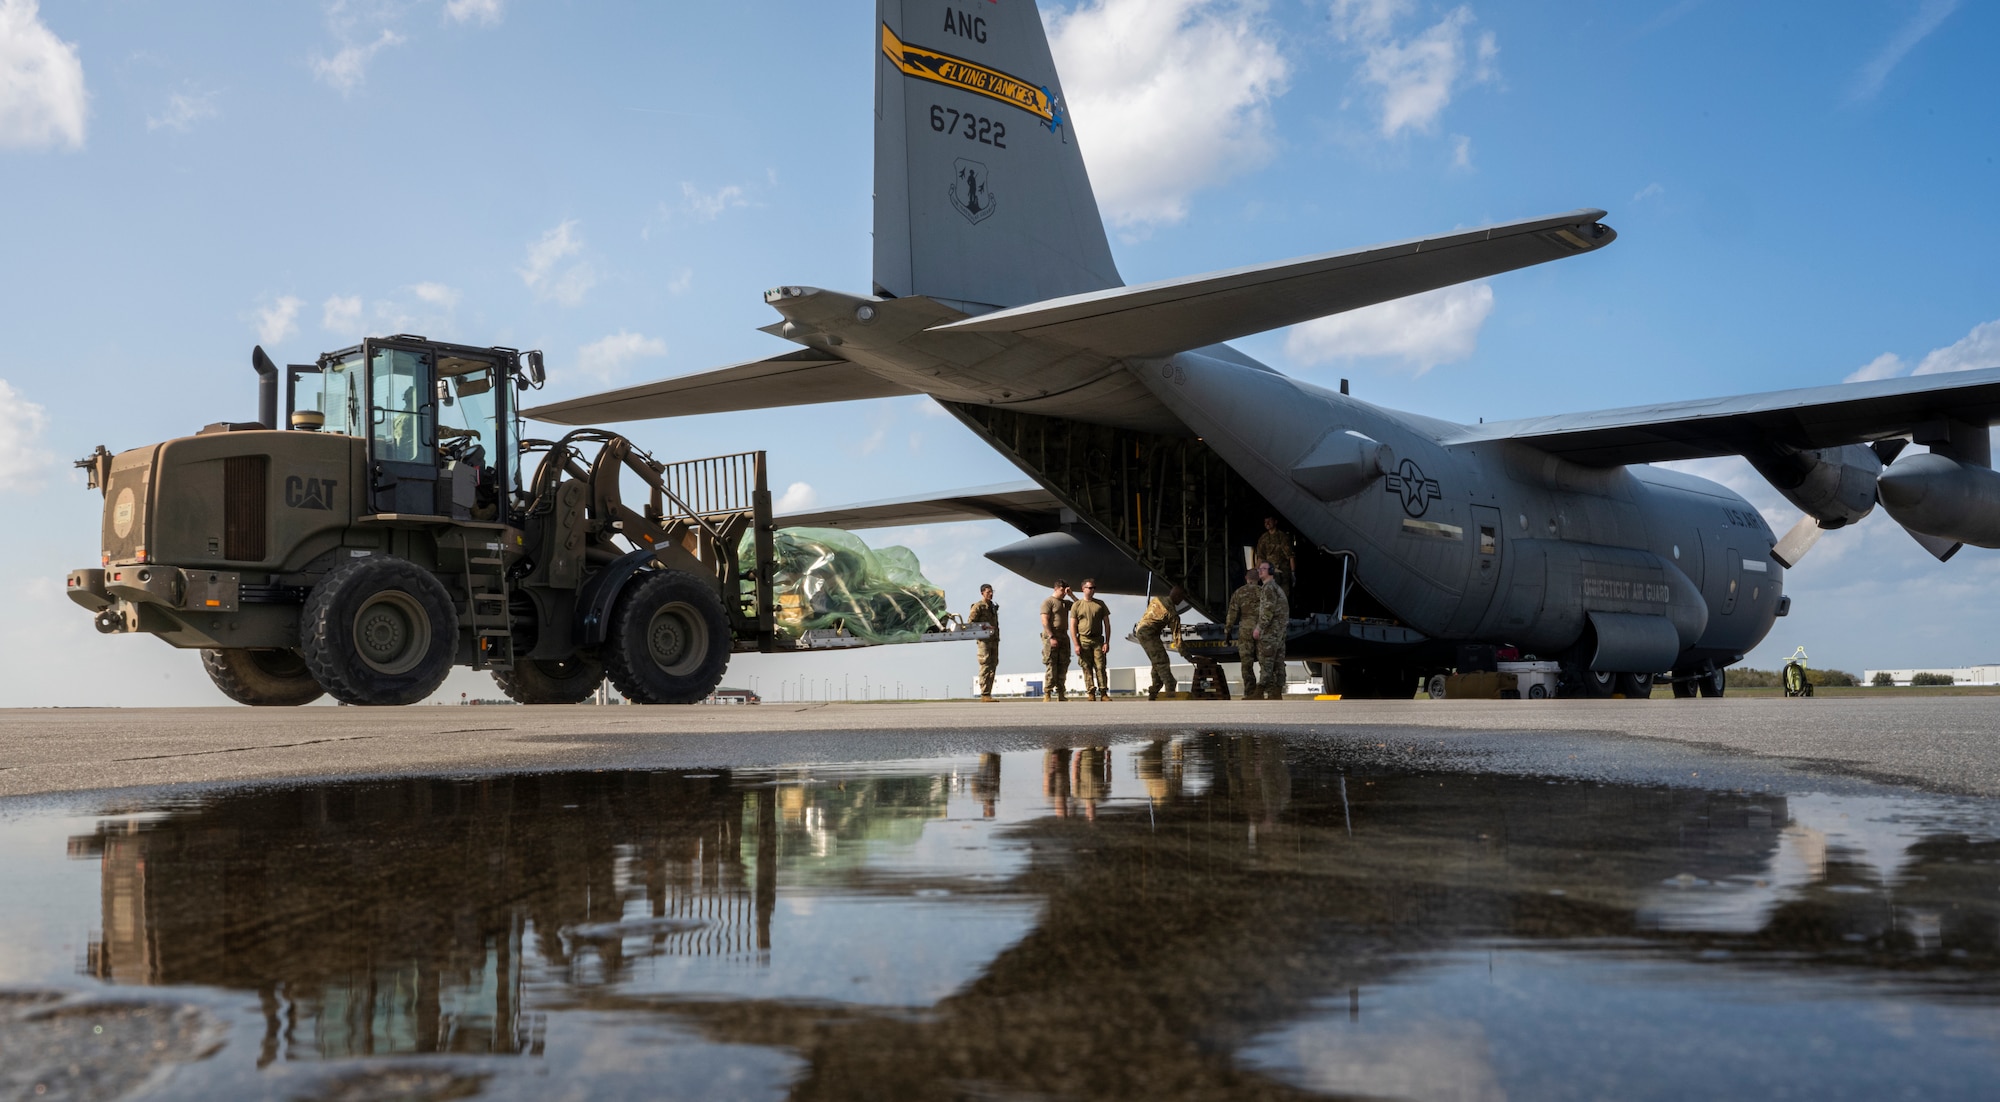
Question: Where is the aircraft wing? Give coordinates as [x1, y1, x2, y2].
[778, 481, 1063, 535]
[927, 209, 1614, 359]
[524, 349, 920, 425]
[1445, 366, 2000, 465]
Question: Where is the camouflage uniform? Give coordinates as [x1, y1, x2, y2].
[1254, 579, 1290, 700]
[968, 596, 1000, 698]
[1134, 595, 1182, 699]
[1255, 527, 1297, 591]
[1070, 596, 1112, 699]
[1039, 594, 1072, 700]
[1222, 581, 1262, 699]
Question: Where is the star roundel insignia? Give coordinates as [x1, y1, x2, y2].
[1383, 458, 1443, 517]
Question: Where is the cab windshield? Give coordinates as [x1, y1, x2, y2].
[436, 355, 506, 475]
[317, 354, 364, 437]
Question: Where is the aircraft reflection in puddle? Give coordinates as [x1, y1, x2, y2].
[63, 737, 2000, 1100]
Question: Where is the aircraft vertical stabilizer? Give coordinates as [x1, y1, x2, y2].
[873, 0, 1122, 312]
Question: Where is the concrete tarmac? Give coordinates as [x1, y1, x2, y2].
[3, 695, 1996, 800]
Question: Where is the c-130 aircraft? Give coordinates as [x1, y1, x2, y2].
[531, 0, 2000, 699]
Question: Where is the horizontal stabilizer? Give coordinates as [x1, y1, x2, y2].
[524, 349, 920, 425]
[779, 481, 1063, 534]
[1449, 366, 2000, 466]
[928, 210, 1614, 358]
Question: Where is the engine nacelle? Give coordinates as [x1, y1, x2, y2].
[1745, 443, 1880, 528]
[984, 529, 1155, 594]
[1877, 452, 2000, 548]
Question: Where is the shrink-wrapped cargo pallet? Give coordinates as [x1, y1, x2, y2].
[741, 527, 948, 644]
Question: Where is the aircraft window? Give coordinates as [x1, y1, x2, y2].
[370, 348, 433, 465]
[1479, 527, 1496, 555]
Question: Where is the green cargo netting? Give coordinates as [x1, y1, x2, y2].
[741, 527, 949, 644]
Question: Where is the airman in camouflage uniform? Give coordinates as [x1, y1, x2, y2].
[1222, 568, 1262, 699]
[1134, 586, 1185, 701]
[1069, 578, 1112, 701]
[968, 584, 1000, 701]
[1253, 563, 1289, 699]
[1038, 580, 1073, 701]
[1255, 516, 1297, 592]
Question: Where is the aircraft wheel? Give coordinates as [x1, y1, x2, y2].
[1527, 683, 1548, 700]
[493, 654, 605, 705]
[1615, 672, 1654, 699]
[1697, 667, 1726, 697]
[300, 557, 459, 706]
[1427, 674, 1448, 700]
[1670, 670, 1698, 698]
[1569, 666, 1617, 699]
[602, 570, 731, 705]
[201, 647, 325, 706]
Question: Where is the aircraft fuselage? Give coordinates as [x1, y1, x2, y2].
[766, 284, 1782, 670]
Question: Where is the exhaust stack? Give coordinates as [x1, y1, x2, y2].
[252, 346, 279, 429]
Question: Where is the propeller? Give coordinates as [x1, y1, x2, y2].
[1768, 436, 1964, 567]
[1904, 528, 1963, 562]
[1770, 514, 1824, 570]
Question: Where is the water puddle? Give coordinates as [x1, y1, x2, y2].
[4, 735, 2000, 1100]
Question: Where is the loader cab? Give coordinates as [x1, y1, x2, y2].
[288, 337, 526, 522]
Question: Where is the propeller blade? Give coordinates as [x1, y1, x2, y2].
[1770, 514, 1824, 569]
[1872, 437, 1911, 465]
[1905, 526, 1963, 562]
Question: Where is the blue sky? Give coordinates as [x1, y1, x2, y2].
[2, 0, 1995, 705]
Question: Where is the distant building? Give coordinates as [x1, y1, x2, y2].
[1862, 664, 2000, 686]
[705, 688, 762, 705]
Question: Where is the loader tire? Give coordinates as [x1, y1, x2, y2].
[300, 556, 458, 706]
[602, 570, 730, 705]
[201, 647, 325, 707]
[493, 655, 605, 705]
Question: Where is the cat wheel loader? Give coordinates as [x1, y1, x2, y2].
[66, 338, 779, 706]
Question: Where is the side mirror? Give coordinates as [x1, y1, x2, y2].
[520, 350, 546, 391]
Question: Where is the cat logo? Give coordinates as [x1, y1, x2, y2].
[284, 475, 338, 511]
[951, 159, 996, 224]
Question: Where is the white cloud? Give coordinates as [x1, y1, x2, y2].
[1449, 133, 1471, 169]
[667, 268, 694, 295]
[411, 281, 460, 309]
[444, 0, 502, 26]
[146, 86, 217, 133]
[682, 182, 748, 221]
[312, 28, 405, 96]
[0, 0, 87, 151]
[1844, 352, 1905, 384]
[1839, 319, 2000, 383]
[519, 220, 596, 305]
[322, 294, 363, 333]
[1851, 0, 1958, 102]
[1913, 319, 2000, 376]
[1632, 182, 1665, 201]
[1331, 1, 1495, 138]
[0, 378, 52, 490]
[575, 330, 666, 383]
[1047, 0, 1290, 229]
[1283, 282, 1493, 374]
[256, 296, 303, 346]
[776, 481, 818, 513]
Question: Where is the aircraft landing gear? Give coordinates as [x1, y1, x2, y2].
[1563, 664, 1618, 699]
[1670, 665, 1726, 698]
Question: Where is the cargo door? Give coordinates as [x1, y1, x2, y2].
[367, 345, 438, 515]
[1445, 505, 1504, 635]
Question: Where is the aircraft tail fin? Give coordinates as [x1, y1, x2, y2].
[873, 0, 1122, 312]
